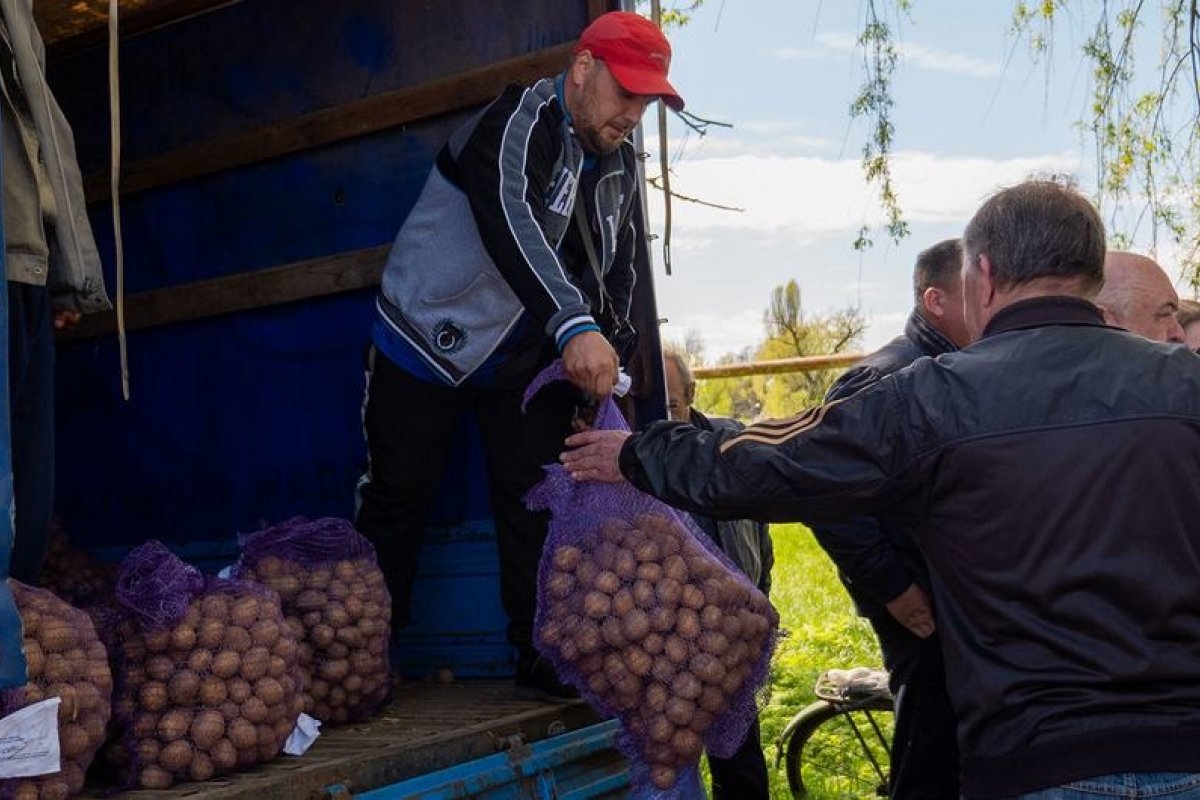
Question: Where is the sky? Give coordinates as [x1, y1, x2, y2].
[638, 0, 1178, 357]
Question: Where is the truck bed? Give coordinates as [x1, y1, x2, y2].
[89, 680, 610, 800]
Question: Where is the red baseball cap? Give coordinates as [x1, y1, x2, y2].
[574, 12, 685, 112]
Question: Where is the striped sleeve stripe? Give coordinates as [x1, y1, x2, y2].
[498, 84, 584, 314]
[556, 319, 601, 351]
[719, 401, 841, 453]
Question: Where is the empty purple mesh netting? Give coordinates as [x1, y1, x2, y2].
[235, 516, 376, 567]
[115, 540, 205, 631]
[525, 362, 779, 794]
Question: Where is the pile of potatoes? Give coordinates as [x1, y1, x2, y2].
[103, 581, 305, 790]
[536, 513, 777, 790]
[3, 581, 112, 800]
[37, 524, 117, 609]
[236, 550, 390, 725]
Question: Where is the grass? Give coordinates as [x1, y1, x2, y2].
[749, 523, 887, 799]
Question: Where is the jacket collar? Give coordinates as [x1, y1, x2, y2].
[982, 295, 1105, 339]
[905, 309, 958, 357]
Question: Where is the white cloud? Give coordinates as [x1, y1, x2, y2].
[899, 42, 1001, 79]
[641, 148, 1088, 361]
[771, 32, 1001, 79]
[643, 149, 1085, 238]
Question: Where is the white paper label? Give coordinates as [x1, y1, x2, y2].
[0, 697, 62, 778]
[283, 713, 321, 756]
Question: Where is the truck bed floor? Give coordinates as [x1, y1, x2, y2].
[86, 679, 601, 800]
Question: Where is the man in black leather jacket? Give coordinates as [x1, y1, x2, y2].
[564, 179, 1200, 799]
[812, 238, 968, 799]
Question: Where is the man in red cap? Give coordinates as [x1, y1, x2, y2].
[356, 11, 683, 701]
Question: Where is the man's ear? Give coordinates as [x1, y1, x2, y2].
[569, 50, 593, 85]
[921, 286, 945, 320]
[684, 383, 696, 406]
[977, 253, 998, 307]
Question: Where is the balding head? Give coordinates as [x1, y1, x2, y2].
[1094, 252, 1185, 343]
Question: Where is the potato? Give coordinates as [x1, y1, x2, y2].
[671, 728, 703, 761]
[139, 766, 173, 789]
[650, 765, 678, 790]
[157, 708, 192, 742]
[620, 608, 650, 642]
[691, 653, 727, 686]
[159, 739, 194, 772]
[646, 714, 674, 743]
[611, 588, 635, 617]
[664, 696, 695, 727]
[227, 718, 257, 750]
[138, 681, 169, 712]
[674, 671, 703, 701]
[655, 578, 682, 607]
[623, 646, 653, 678]
[600, 618, 625, 649]
[544, 571, 575, 600]
[210, 737, 238, 771]
[645, 681, 669, 712]
[680, 584, 706, 611]
[549, 544, 583, 575]
[582, 591, 611, 619]
[211, 650, 241, 679]
[664, 635, 689, 667]
[191, 709, 225, 750]
[198, 675, 228, 706]
[675, 608, 701, 641]
[189, 752, 216, 782]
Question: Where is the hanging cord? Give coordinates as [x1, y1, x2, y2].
[108, 0, 128, 399]
[650, 0, 673, 276]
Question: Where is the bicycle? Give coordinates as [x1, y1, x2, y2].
[775, 667, 895, 798]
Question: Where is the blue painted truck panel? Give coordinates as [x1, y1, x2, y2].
[32, 0, 664, 793]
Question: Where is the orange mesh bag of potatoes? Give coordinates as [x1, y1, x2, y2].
[524, 365, 780, 796]
[95, 541, 304, 790]
[0, 581, 112, 800]
[231, 517, 391, 725]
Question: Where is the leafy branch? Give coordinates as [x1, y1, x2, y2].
[851, 0, 912, 251]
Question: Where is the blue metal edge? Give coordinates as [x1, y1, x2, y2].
[349, 719, 627, 800]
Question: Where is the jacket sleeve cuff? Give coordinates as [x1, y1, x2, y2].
[618, 435, 647, 486]
[556, 320, 601, 352]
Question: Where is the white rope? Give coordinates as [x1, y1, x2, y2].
[108, 0, 128, 400]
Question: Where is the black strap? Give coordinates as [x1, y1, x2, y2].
[573, 197, 608, 316]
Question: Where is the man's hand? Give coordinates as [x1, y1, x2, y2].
[885, 584, 936, 638]
[562, 331, 619, 398]
[52, 309, 82, 331]
[561, 429, 631, 483]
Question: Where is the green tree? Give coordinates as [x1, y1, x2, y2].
[683, 280, 866, 422]
[753, 281, 866, 418]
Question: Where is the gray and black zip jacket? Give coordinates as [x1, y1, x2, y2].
[375, 76, 638, 386]
[618, 296, 1200, 798]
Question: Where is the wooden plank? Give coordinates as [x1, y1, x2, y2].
[37, 0, 240, 54]
[693, 353, 866, 379]
[82, 43, 575, 203]
[60, 244, 390, 340]
[80, 681, 605, 800]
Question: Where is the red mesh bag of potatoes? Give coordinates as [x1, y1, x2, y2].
[37, 519, 116, 609]
[0, 581, 112, 800]
[524, 365, 780, 796]
[96, 541, 305, 790]
[231, 517, 391, 725]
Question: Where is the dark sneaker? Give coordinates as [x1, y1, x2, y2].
[514, 656, 581, 703]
